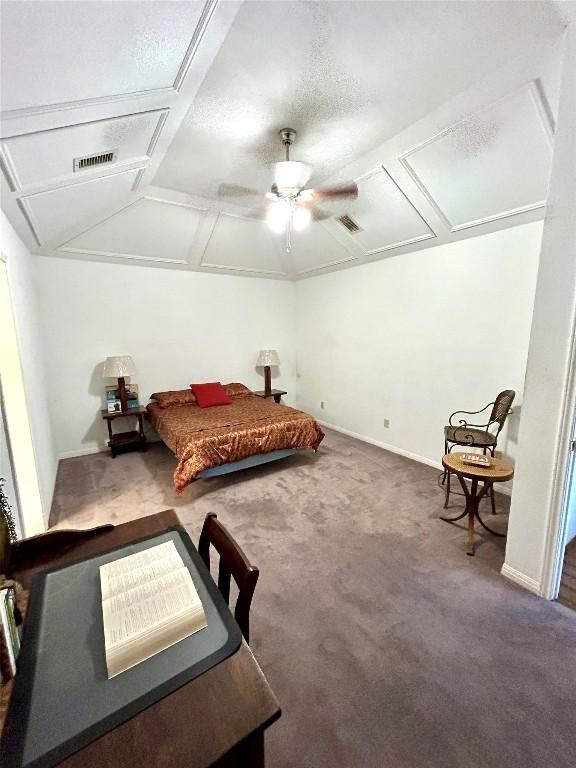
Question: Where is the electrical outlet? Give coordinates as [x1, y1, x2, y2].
[383, 418, 390, 428]
[320, 401, 325, 410]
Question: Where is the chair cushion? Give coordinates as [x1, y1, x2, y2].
[444, 425, 496, 447]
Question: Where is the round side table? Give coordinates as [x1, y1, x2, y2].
[441, 453, 514, 556]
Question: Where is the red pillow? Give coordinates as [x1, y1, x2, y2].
[190, 382, 232, 408]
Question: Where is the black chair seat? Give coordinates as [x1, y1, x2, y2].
[444, 425, 496, 447]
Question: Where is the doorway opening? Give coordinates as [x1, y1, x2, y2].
[557, 417, 576, 610]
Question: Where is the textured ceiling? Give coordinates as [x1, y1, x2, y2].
[0, 0, 569, 280]
[155, 0, 563, 198]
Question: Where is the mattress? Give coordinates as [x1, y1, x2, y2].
[147, 388, 324, 492]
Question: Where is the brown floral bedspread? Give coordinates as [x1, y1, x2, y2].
[147, 390, 324, 492]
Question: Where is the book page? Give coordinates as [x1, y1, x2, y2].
[100, 540, 182, 599]
[99, 541, 207, 678]
[100, 553, 185, 601]
[102, 567, 205, 648]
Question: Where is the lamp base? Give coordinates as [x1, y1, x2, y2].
[117, 376, 128, 412]
[264, 366, 272, 396]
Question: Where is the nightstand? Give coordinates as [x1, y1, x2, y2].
[253, 389, 287, 404]
[101, 407, 147, 458]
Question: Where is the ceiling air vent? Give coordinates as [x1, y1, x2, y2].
[336, 214, 362, 234]
[73, 150, 118, 172]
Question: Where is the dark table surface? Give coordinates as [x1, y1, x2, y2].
[8, 510, 281, 768]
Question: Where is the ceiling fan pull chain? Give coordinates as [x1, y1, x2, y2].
[286, 210, 293, 253]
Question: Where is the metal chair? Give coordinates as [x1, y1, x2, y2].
[442, 389, 515, 512]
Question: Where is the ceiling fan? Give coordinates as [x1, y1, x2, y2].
[218, 128, 358, 252]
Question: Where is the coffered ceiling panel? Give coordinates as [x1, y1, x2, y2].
[343, 168, 435, 254]
[59, 197, 207, 263]
[19, 169, 139, 244]
[399, 83, 553, 231]
[201, 213, 286, 276]
[0, 1, 567, 280]
[290, 223, 358, 276]
[0, 1, 208, 112]
[155, 0, 562, 198]
[1, 110, 167, 190]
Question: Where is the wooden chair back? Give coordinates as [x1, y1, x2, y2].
[198, 513, 259, 643]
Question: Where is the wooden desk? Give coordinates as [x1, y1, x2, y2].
[440, 454, 513, 556]
[6, 510, 280, 768]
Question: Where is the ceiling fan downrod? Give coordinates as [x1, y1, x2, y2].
[279, 128, 297, 161]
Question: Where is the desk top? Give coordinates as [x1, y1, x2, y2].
[442, 453, 514, 483]
[8, 510, 281, 768]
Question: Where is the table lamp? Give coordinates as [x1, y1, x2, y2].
[256, 349, 280, 396]
[103, 355, 136, 412]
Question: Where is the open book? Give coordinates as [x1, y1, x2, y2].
[100, 540, 207, 678]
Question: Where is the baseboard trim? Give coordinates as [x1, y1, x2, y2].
[59, 446, 104, 460]
[317, 420, 512, 496]
[318, 419, 444, 471]
[59, 437, 162, 461]
[501, 563, 543, 596]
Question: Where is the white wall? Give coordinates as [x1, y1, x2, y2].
[1, 211, 58, 529]
[36, 257, 296, 458]
[29, 220, 542, 525]
[503, 23, 576, 597]
[295, 221, 542, 471]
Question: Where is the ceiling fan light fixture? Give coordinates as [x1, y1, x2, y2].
[273, 160, 312, 192]
[292, 206, 312, 231]
[266, 201, 291, 234]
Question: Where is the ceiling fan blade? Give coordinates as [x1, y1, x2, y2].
[296, 201, 332, 221]
[217, 183, 263, 200]
[310, 206, 332, 221]
[302, 182, 358, 202]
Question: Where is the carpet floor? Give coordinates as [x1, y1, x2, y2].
[49, 429, 576, 768]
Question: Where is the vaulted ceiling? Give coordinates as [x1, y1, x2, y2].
[0, 0, 570, 279]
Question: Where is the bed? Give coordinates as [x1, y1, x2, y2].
[147, 383, 324, 492]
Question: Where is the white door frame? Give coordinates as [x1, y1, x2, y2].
[0, 255, 46, 536]
[540, 336, 576, 599]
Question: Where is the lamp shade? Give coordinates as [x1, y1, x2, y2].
[256, 349, 280, 367]
[103, 355, 136, 378]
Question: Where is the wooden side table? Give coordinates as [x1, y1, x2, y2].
[101, 406, 147, 458]
[254, 389, 287, 404]
[440, 453, 514, 556]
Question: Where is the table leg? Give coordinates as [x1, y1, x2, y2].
[106, 419, 116, 458]
[138, 413, 147, 451]
[475, 484, 505, 537]
[441, 475, 487, 555]
[440, 474, 503, 554]
[440, 503, 468, 523]
[227, 731, 265, 768]
[273, 394, 281, 403]
[466, 479, 478, 556]
[247, 731, 265, 768]
[443, 470, 451, 509]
